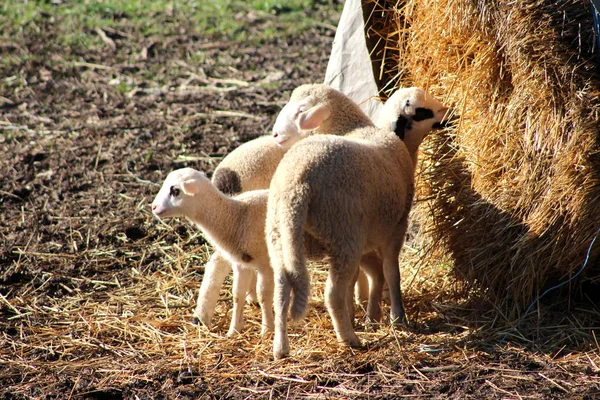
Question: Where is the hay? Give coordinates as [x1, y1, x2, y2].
[4, 221, 600, 397]
[367, 0, 600, 310]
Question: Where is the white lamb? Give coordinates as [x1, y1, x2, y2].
[188, 84, 438, 333]
[266, 87, 448, 359]
[152, 169, 275, 335]
[211, 83, 373, 196]
[191, 137, 283, 329]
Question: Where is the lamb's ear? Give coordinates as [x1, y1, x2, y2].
[180, 179, 202, 195]
[297, 103, 331, 131]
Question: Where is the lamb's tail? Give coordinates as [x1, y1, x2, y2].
[279, 188, 311, 321]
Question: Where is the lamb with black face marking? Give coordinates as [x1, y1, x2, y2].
[377, 87, 448, 164]
[270, 86, 450, 322]
[266, 87, 448, 359]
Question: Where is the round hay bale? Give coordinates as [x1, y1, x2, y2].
[369, 0, 600, 309]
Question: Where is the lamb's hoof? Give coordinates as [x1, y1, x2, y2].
[273, 347, 290, 360]
[226, 328, 242, 337]
[364, 317, 381, 332]
[390, 311, 407, 327]
[340, 335, 363, 349]
[273, 337, 290, 359]
[191, 315, 211, 329]
[260, 327, 274, 336]
[246, 294, 259, 306]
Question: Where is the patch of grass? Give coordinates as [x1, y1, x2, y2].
[1, 0, 341, 45]
[110, 79, 133, 94]
[260, 80, 282, 91]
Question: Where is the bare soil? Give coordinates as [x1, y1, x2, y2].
[2, 4, 600, 400]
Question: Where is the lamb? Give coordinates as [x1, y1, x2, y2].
[211, 83, 373, 196]
[152, 168, 275, 335]
[192, 84, 377, 328]
[191, 84, 442, 332]
[270, 85, 447, 319]
[188, 83, 430, 332]
[266, 87, 448, 359]
[211, 136, 288, 196]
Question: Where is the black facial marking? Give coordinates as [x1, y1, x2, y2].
[432, 119, 451, 129]
[413, 107, 434, 122]
[169, 186, 180, 197]
[212, 168, 243, 195]
[241, 252, 253, 263]
[394, 115, 410, 140]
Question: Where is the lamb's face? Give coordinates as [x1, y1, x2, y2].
[272, 94, 331, 148]
[380, 87, 448, 142]
[152, 168, 203, 219]
[272, 97, 314, 148]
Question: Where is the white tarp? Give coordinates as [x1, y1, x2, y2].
[324, 0, 383, 122]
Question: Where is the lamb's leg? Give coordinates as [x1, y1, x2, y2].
[383, 218, 408, 325]
[325, 259, 361, 347]
[193, 251, 232, 327]
[354, 268, 369, 307]
[268, 219, 292, 359]
[273, 269, 292, 359]
[256, 267, 275, 335]
[346, 266, 359, 325]
[382, 255, 405, 325]
[227, 265, 253, 336]
[246, 270, 258, 305]
[360, 252, 384, 322]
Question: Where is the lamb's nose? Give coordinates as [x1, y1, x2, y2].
[152, 204, 157, 210]
[273, 132, 279, 138]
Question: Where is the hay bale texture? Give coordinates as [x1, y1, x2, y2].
[367, 0, 600, 308]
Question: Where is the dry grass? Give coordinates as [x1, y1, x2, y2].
[3, 213, 600, 397]
[367, 0, 600, 311]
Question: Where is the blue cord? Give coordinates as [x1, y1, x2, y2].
[592, 0, 600, 55]
[500, 226, 600, 343]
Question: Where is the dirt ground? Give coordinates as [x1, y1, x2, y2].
[2, 3, 600, 399]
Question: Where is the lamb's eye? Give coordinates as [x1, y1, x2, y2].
[169, 186, 180, 197]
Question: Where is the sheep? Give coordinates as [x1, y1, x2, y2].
[192, 83, 377, 329]
[269, 85, 448, 319]
[266, 87, 448, 359]
[193, 84, 443, 332]
[211, 83, 373, 196]
[152, 168, 275, 336]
